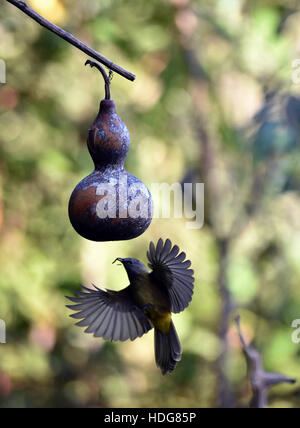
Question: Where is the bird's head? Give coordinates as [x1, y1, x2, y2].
[113, 258, 148, 281]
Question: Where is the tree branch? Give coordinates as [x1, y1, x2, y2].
[5, 0, 136, 82]
[216, 238, 236, 408]
[235, 316, 296, 408]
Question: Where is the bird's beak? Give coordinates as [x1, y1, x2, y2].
[113, 258, 124, 265]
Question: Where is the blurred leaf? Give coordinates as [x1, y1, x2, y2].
[228, 258, 259, 304]
[253, 122, 298, 160]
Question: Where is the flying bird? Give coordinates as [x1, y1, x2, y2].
[66, 239, 194, 374]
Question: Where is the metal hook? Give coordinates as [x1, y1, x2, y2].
[85, 59, 111, 100]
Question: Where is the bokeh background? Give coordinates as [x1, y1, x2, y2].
[1, 0, 300, 408]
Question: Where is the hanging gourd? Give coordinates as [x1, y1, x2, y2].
[68, 60, 153, 242]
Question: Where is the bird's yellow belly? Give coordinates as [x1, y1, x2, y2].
[147, 308, 171, 334]
[132, 279, 171, 334]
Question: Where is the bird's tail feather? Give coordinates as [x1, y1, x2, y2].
[154, 321, 182, 375]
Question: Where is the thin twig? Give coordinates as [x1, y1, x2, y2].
[5, 0, 136, 82]
[235, 316, 296, 408]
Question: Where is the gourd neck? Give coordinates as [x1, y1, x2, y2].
[87, 99, 130, 171]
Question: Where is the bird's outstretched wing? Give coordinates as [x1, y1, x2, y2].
[147, 239, 194, 314]
[66, 285, 153, 342]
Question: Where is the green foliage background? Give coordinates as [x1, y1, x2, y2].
[0, 0, 300, 408]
